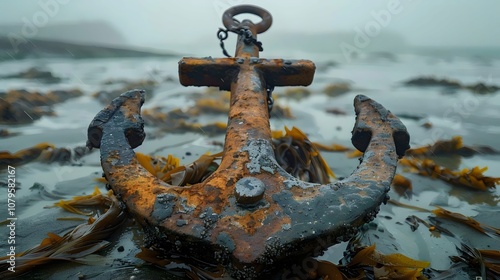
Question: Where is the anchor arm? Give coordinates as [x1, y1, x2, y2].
[270, 95, 410, 256]
[87, 89, 183, 223]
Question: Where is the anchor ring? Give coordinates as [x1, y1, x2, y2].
[222, 5, 272, 34]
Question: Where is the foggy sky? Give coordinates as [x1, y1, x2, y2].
[1, 0, 499, 51]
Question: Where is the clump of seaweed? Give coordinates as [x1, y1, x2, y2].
[450, 243, 500, 279]
[400, 157, 500, 191]
[273, 126, 335, 183]
[1, 67, 62, 83]
[0, 89, 83, 124]
[323, 82, 351, 97]
[280, 87, 312, 100]
[404, 76, 500, 94]
[0, 188, 126, 278]
[0, 129, 18, 138]
[137, 152, 222, 186]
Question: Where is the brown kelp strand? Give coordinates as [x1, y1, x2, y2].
[0, 143, 92, 168]
[0, 192, 126, 278]
[272, 126, 335, 183]
[406, 136, 498, 157]
[399, 157, 500, 191]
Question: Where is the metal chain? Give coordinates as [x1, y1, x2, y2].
[217, 28, 232, 58]
[217, 26, 264, 58]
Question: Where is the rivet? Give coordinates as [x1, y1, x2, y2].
[235, 177, 265, 205]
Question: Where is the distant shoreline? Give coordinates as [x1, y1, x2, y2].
[0, 36, 177, 61]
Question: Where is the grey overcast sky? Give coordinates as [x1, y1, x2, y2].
[1, 0, 499, 49]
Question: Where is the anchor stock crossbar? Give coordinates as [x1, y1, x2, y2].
[87, 5, 410, 279]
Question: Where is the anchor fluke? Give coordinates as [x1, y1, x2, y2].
[87, 89, 146, 150]
[351, 94, 410, 158]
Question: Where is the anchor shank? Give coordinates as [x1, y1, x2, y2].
[219, 63, 272, 171]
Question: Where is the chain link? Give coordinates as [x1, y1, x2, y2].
[217, 26, 263, 58]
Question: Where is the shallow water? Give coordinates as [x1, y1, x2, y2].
[1, 51, 499, 279]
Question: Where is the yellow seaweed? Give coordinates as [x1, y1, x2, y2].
[399, 157, 499, 191]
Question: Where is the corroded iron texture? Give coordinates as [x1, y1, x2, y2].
[87, 5, 410, 279]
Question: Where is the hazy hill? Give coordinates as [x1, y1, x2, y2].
[0, 21, 176, 60]
[0, 21, 127, 47]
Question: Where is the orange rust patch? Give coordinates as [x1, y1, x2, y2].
[233, 207, 269, 235]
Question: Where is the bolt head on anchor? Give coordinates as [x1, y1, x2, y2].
[234, 177, 265, 205]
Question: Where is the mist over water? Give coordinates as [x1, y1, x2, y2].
[0, 0, 499, 58]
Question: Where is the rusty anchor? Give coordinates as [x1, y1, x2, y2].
[86, 5, 410, 279]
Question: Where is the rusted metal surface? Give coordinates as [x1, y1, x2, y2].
[87, 5, 410, 279]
